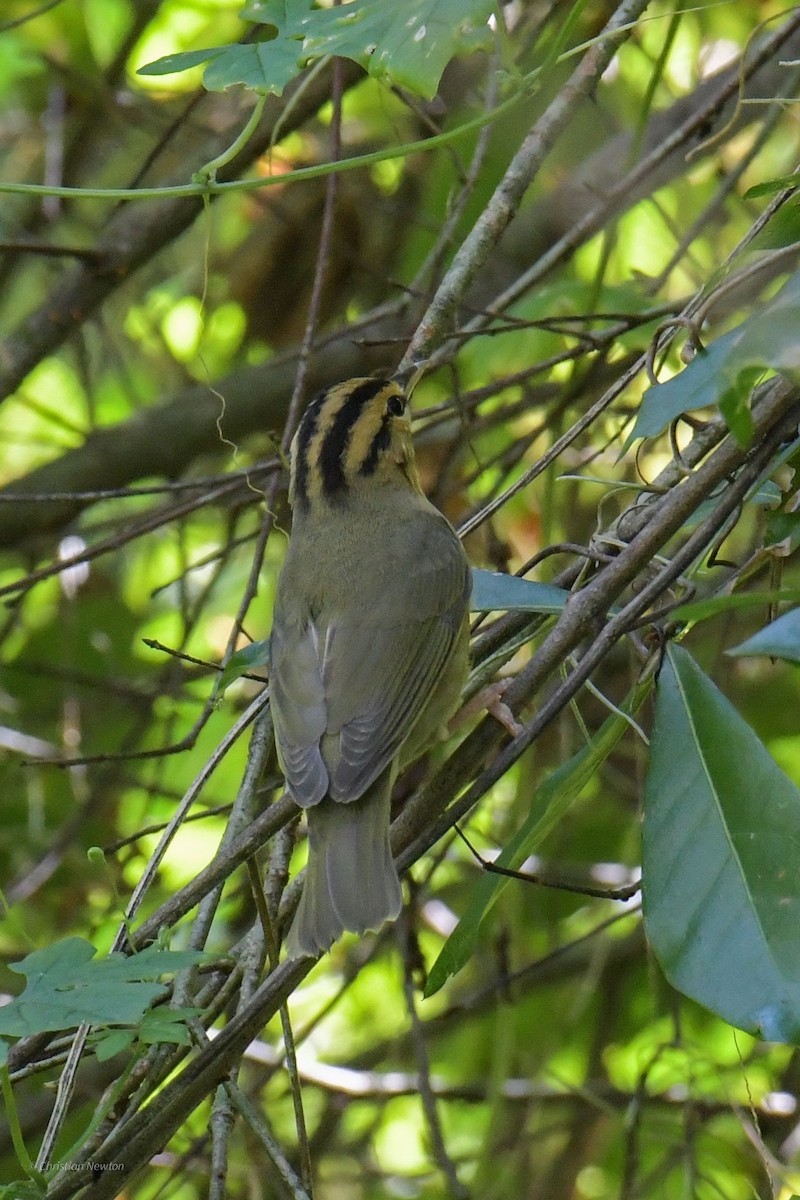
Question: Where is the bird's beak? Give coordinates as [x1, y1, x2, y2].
[392, 359, 427, 396]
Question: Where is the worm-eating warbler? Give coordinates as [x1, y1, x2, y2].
[270, 378, 471, 957]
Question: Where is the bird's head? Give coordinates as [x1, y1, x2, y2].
[290, 378, 422, 510]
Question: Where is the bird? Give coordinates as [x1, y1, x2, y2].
[269, 377, 471, 958]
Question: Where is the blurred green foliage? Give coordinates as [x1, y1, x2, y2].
[1, 1, 800, 1198]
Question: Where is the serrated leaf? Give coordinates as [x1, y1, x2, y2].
[140, 0, 493, 98]
[727, 607, 800, 663]
[470, 568, 570, 613]
[643, 645, 800, 1042]
[425, 679, 650, 996]
[0, 939, 208, 1040]
[299, 0, 493, 98]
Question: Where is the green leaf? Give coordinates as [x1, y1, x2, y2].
[469, 568, 571, 613]
[642, 645, 800, 1042]
[215, 638, 270, 696]
[90, 1005, 200, 1060]
[137, 46, 228, 76]
[202, 40, 304, 94]
[746, 201, 800, 254]
[0, 940, 208, 1041]
[744, 174, 800, 199]
[624, 271, 800, 449]
[93, 1028, 136, 1062]
[621, 329, 740, 451]
[137, 1005, 200, 1046]
[727, 607, 800, 663]
[425, 677, 651, 996]
[718, 372, 758, 447]
[140, 0, 494, 99]
[298, 0, 494, 99]
[683, 479, 782, 533]
[242, 0, 312, 25]
[730, 274, 800, 375]
[0, 1182, 45, 1200]
[766, 510, 800, 549]
[669, 589, 800, 625]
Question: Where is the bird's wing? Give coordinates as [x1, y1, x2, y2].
[268, 614, 329, 808]
[323, 513, 470, 801]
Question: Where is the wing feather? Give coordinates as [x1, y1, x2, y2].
[324, 514, 469, 799]
[268, 616, 329, 808]
[270, 506, 470, 808]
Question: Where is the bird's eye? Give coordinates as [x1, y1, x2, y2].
[387, 394, 405, 417]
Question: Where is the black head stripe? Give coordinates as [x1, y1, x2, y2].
[319, 380, 388, 498]
[292, 390, 327, 508]
[360, 412, 392, 476]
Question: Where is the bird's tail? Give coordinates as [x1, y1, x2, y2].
[285, 778, 402, 958]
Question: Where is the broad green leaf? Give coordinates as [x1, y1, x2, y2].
[298, 0, 494, 98]
[766, 510, 800, 549]
[718, 372, 757, 447]
[242, 0, 312, 24]
[425, 676, 651, 996]
[727, 607, 800, 663]
[470, 567, 571, 613]
[140, 0, 494, 99]
[744, 174, 800, 200]
[216, 638, 270, 696]
[730, 272, 800, 375]
[669, 589, 800, 625]
[0, 940, 208, 1041]
[746, 201, 800, 254]
[679, 477, 782, 532]
[137, 1005, 201, 1045]
[91, 1006, 200, 1060]
[93, 1028, 136, 1062]
[624, 271, 800, 449]
[203, 40, 303, 94]
[643, 645, 800, 1042]
[621, 329, 739, 451]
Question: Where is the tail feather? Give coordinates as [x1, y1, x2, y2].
[286, 776, 402, 958]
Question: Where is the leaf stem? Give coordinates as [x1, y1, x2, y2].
[0, 1064, 47, 1186]
[193, 94, 268, 185]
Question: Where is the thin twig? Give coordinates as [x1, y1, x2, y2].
[399, 917, 470, 1200]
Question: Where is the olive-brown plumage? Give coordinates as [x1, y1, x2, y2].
[269, 378, 471, 958]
